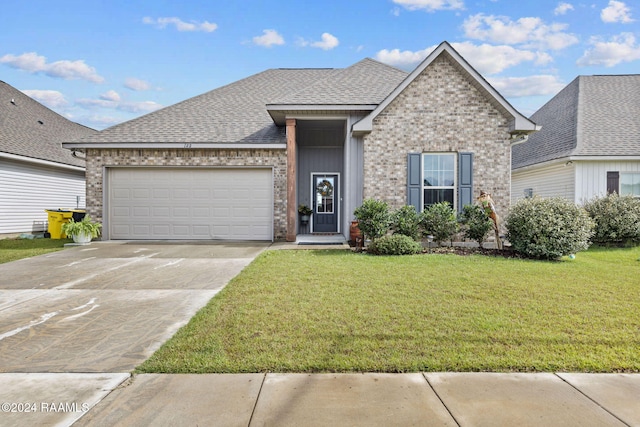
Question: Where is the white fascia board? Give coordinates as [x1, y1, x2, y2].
[0, 151, 85, 172]
[62, 143, 287, 150]
[512, 155, 640, 172]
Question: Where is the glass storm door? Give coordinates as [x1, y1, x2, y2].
[312, 174, 338, 233]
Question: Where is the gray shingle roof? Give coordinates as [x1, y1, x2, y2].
[69, 59, 408, 145]
[0, 81, 95, 167]
[72, 68, 339, 145]
[270, 58, 407, 106]
[512, 75, 640, 169]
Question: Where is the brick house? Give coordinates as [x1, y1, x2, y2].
[63, 42, 538, 242]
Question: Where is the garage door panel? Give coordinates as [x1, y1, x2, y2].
[109, 168, 272, 240]
[193, 207, 211, 218]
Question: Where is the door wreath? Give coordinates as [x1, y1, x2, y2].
[316, 179, 333, 197]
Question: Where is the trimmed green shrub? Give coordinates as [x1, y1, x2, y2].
[505, 197, 594, 260]
[583, 193, 640, 246]
[367, 234, 423, 255]
[391, 205, 422, 241]
[420, 202, 459, 245]
[458, 204, 494, 248]
[353, 199, 391, 241]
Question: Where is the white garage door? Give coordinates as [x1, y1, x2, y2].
[108, 168, 273, 240]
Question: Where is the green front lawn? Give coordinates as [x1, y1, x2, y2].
[137, 246, 640, 373]
[0, 238, 72, 264]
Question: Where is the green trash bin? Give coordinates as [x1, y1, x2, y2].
[45, 209, 74, 239]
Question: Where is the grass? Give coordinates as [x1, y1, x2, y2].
[0, 237, 72, 264]
[138, 246, 640, 374]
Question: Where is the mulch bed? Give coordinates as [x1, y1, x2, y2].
[425, 246, 524, 258]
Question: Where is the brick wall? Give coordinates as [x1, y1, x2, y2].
[363, 54, 512, 217]
[85, 148, 288, 240]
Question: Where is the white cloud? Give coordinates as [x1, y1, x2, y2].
[253, 29, 285, 47]
[21, 90, 68, 108]
[463, 14, 578, 50]
[376, 42, 551, 75]
[100, 90, 121, 102]
[577, 32, 640, 66]
[601, 1, 634, 23]
[77, 94, 162, 114]
[554, 2, 574, 15]
[142, 17, 218, 32]
[117, 100, 162, 113]
[487, 75, 566, 97]
[310, 33, 340, 50]
[0, 52, 104, 83]
[76, 98, 115, 109]
[392, 0, 464, 12]
[124, 77, 151, 91]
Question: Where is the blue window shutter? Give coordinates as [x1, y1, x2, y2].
[458, 152, 473, 212]
[407, 153, 422, 211]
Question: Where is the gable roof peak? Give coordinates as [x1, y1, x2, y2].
[352, 41, 539, 136]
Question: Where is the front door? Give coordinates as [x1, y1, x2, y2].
[312, 173, 339, 233]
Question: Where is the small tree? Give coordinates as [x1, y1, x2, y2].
[458, 204, 494, 248]
[353, 199, 391, 242]
[505, 196, 594, 260]
[583, 193, 640, 246]
[391, 205, 422, 241]
[420, 202, 459, 245]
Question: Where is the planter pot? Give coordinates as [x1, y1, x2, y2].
[72, 232, 92, 244]
[300, 215, 310, 225]
[350, 220, 362, 247]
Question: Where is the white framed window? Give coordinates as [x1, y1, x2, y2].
[620, 173, 640, 198]
[422, 153, 456, 209]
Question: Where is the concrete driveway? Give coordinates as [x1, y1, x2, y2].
[0, 241, 269, 373]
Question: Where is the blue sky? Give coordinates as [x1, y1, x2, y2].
[1, 0, 638, 130]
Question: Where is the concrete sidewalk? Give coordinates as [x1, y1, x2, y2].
[1, 372, 638, 426]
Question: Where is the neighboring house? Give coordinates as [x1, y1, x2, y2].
[63, 42, 538, 242]
[512, 75, 640, 204]
[0, 81, 96, 235]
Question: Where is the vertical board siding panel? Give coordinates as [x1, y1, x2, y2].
[576, 161, 640, 202]
[0, 159, 85, 234]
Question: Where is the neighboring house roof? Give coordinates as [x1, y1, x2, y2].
[512, 74, 640, 170]
[352, 42, 540, 135]
[0, 81, 95, 168]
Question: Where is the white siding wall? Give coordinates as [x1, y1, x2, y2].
[0, 159, 85, 234]
[511, 163, 575, 204]
[575, 161, 640, 204]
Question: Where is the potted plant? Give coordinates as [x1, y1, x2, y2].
[61, 215, 102, 244]
[298, 204, 313, 225]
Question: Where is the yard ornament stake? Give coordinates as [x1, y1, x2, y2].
[477, 191, 502, 250]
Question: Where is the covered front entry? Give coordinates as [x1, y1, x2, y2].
[107, 167, 273, 240]
[312, 173, 339, 233]
[295, 120, 345, 237]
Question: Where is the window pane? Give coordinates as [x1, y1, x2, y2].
[621, 173, 640, 197]
[424, 189, 454, 208]
[423, 154, 455, 187]
[315, 177, 334, 214]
